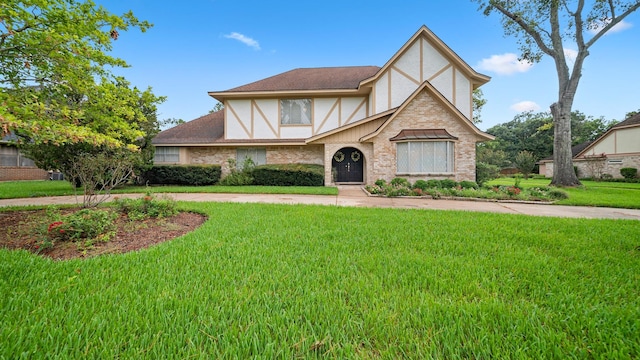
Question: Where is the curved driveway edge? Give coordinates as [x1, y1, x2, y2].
[1, 187, 639, 221]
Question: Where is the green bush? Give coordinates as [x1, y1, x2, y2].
[143, 165, 221, 186]
[476, 162, 500, 186]
[620, 167, 638, 179]
[220, 158, 255, 186]
[390, 177, 411, 188]
[459, 180, 478, 189]
[374, 179, 387, 187]
[114, 193, 178, 221]
[426, 179, 441, 188]
[251, 164, 324, 186]
[440, 179, 458, 189]
[547, 188, 569, 200]
[412, 179, 429, 191]
[387, 187, 411, 197]
[45, 208, 118, 243]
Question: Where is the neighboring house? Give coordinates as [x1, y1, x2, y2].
[539, 112, 640, 178]
[153, 26, 494, 185]
[0, 134, 48, 181]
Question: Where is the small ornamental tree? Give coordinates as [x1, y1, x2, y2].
[514, 150, 537, 179]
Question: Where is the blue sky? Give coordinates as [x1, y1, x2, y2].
[102, 1, 640, 131]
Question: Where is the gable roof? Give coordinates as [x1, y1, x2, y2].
[360, 80, 494, 142]
[153, 111, 225, 145]
[209, 66, 380, 101]
[359, 25, 490, 89]
[574, 112, 640, 158]
[611, 112, 640, 129]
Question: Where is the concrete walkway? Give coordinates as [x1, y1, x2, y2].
[1, 186, 639, 220]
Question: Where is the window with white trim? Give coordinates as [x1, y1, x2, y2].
[281, 99, 311, 125]
[396, 141, 455, 174]
[154, 147, 180, 163]
[236, 148, 266, 169]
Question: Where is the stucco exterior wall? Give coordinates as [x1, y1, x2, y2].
[225, 97, 368, 141]
[371, 36, 473, 120]
[369, 88, 479, 183]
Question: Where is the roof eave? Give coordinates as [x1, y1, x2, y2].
[209, 88, 370, 102]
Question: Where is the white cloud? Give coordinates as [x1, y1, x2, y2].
[511, 101, 541, 112]
[564, 48, 578, 63]
[477, 53, 534, 75]
[589, 19, 633, 35]
[224, 32, 261, 50]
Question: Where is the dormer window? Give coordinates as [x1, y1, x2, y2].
[281, 99, 311, 125]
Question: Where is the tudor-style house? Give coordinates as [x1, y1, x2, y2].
[153, 26, 494, 185]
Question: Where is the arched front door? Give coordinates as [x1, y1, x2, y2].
[332, 147, 364, 183]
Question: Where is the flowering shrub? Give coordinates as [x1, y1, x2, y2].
[45, 208, 117, 243]
[365, 179, 568, 201]
[114, 192, 177, 221]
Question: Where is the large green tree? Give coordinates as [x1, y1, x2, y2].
[475, 0, 640, 186]
[484, 110, 614, 168]
[0, 0, 154, 149]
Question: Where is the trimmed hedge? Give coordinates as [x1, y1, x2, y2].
[142, 165, 221, 186]
[252, 164, 324, 186]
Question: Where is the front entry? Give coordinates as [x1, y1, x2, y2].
[332, 147, 364, 183]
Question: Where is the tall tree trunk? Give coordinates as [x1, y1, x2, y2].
[550, 101, 581, 187]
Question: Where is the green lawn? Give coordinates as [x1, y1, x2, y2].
[0, 180, 337, 199]
[488, 177, 640, 209]
[1, 202, 639, 358]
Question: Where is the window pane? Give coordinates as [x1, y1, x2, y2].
[237, 148, 266, 168]
[0, 147, 18, 166]
[395, 141, 454, 174]
[154, 147, 179, 163]
[397, 143, 408, 173]
[281, 99, 311, 125]
[434, 142, 447, 172]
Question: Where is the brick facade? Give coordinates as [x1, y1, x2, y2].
[369, 88, 479, 183]
[0, 167, 49, 181]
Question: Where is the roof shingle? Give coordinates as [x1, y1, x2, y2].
[220, 66, 381, 93]
[152, 111, 224, 145]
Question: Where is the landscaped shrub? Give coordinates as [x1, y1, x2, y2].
[251, 164, 324, 186]
[375, 179, 387, 187]
[387, 187, 411, 197]
[426, 179, 441, 188]
[220, 158, 254, 186]
[459, 180, 478, 189]
[412, 180, 429, 191]
[620, 167, 638, 179]
[476, 162, 500, 186]
[143, 165, 221, 186]
[390, 177, 411, 188]
[114, 193, 178, 221]
[547, 188, 569, 200]
[440, 179, 458, 189]
[44, 207, 118, 247]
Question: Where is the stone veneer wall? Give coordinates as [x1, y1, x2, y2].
[187, 145, 324, 178]
[575, 154, 640, 179]
[369, 89, 479, 183]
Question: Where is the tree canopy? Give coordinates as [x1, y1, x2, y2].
[0, 0, 159, 150]
[475, 0, 640, 186]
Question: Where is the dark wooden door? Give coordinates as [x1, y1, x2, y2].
[333, 148, 363, 183]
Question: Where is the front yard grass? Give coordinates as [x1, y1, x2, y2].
[488, 178, 640, 209]
[1, 202, 639, 358]
[0, 180, 337, 199]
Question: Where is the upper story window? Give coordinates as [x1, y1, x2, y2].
[281, 99, 311, 125]
[154, 147, 180, 163]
